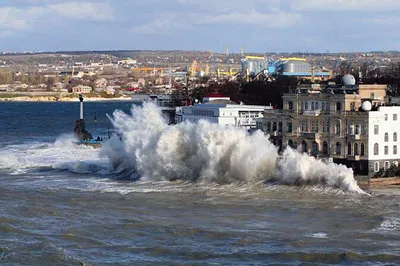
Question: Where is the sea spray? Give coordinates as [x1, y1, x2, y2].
[101, 102, 277, 182]
[102, 102, 365, 193]
[275, 148, 365, 193]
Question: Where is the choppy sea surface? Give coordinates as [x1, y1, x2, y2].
[1, 101, 400, 265]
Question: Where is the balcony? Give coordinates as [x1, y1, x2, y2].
[302, 132, 321, 139]
[348, 134, 361, 140]
[303, 110, 321, 116]
[347, 155, 361, 161]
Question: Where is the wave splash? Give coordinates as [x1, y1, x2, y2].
[102, 103, 365, 193]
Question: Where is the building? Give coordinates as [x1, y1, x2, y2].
[72, 85, 92, 94]
[176, 96, 272, 129]
[261, 75, 397, 177]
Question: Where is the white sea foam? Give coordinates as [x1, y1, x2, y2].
[0, 134, 107, 174]
[101, 102, 366, 193]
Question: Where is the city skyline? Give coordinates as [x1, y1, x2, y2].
[1, 0, 399, 53]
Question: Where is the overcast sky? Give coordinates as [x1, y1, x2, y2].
[0, 0, 398, 53]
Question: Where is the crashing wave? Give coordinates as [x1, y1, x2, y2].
[101, 102, 365, 194]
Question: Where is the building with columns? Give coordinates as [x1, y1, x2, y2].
[261, 75, 400, 177]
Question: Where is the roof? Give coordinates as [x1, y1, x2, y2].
[204, 94, 229, 98]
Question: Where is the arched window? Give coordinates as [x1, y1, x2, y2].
[348, 142, 352, 155]
[374, 143, 379, 155]
[323, 141, 328, 155]
[312, 141, 319, 156]
[335, 120, 341, 135]
[385, 132, 389, 142]
[394, 132, 398, 142]
[302, 141, 308, 153]
[272, 122, 277, 131]
[336, 142, 341, 155]
[361, 143, 365, 156]
[354, 143, 359, 155]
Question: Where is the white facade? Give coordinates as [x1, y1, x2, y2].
[176, 104, 272, 129]
[368, 106, 400, 172]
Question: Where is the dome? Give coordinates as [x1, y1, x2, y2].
[342, 74, 356, 86]
[362, 101, 372, 111]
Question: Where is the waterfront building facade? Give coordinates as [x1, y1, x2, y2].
[261, 76, 398, 176]
[175, 97, 271, 129]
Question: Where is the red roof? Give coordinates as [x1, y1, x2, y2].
[205, 93, 228, 98]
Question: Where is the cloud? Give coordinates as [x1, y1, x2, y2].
[133, 8, 302, 35]
[47, 2, 114, 21]
[132, 14, 191, 35]
[0, 1, 114, 33]
[291, 0, 400, 11]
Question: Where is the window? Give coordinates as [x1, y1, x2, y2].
[394, 145, 397, 155]
[394, 161, 399, 167]
[374, 125, 379, 135]
[326, 102, 330, 111]
[371, 92, 375, 99]
[336, 102, 342, 111]
[287, 122, 293, 133]
[374, 162, 380, 172]
[278, 122, 282, 132]
[385, 114, 388, 121]
[385, 146, 389, 155]
[385, 161, 390, 170]
[272, 122, 277, 131]
[267, 122, 271, 131]
[305, 102, 309, 110]
[335, 120, 341, 135]
[374, 143, 379, 155]
[312, 121, 319, 133]
[348, 142, 352, 155]
[350, 102, 356, 111]
[322, 102, 325, 111]
[336, 142, 341, 155]
[354, 143, 359, 155]
[301, 101, 304, 111]
[361, 124, 367, 135]
[355, 125, 360, 135]
[301, 120, 308, 132]
[394, 114, 398, 121]
[315, 102, 319, 110]
[311, 102, 315, 110]
[385, 132, 389, 142]
[348, 125, 354, 135]
[361, 143, 365, 156]
[394, 132, 398, 142]
[288, 101, 293, 110]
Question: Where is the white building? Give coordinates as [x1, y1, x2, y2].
[175, 98, 272, 129]
[368, 106, 400, 173]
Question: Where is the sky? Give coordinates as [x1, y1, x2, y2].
[0, 0, 399, 53]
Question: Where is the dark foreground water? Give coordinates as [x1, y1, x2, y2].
[1, 102, 400, 265]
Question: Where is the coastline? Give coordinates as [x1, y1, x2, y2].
[357, 177, 400, 190]
[0, 96, 133, 102]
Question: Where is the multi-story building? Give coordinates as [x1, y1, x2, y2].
[176, 95, 271, 129]
[261, 75, 399, 177]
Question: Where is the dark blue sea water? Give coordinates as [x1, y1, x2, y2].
[1, 101, 400, 265]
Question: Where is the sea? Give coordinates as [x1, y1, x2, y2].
[1, 101, 400, 266]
